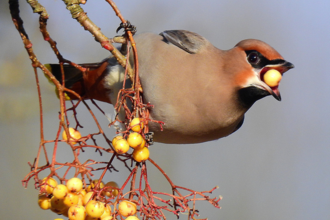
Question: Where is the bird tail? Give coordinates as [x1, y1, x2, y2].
[44, 63, 86, 100]
[44, 57, 128, 105]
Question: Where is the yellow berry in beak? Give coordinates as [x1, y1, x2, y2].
[263, 69, 282, 87]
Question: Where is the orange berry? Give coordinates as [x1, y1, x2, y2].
[136, 138, 146, 149]
[112, 135, 123, 146]
[103, 181, 119, 197]
[77, 193, 84, 206]
[85, 216, 98, 220]
[63, 192, 80, 207]
[61, 206, 70, 217]
[62, 127, 81, 145]
[118, 200, 137, 217]
[113, 139, 130, 154]
[40, 177, 58, 194]
[38, 194, 51, 210]
[127, 132, 143, 148]
[50, 196, 67, 214]
[125, 216, 139, 220]
[80, 189, 87, 196]
[68, 204, 86, 220]
[132, 147, 150, 162]
[86, 179, 105, 192]
[66, 177, 83, 193]
[85, 216, 99, 220]
[101, 204, 112, 218]
[85, 200, 106, 218]
[83, 192, 94, 205]
[101, 215, 113, 220]
[263, 69, 282, 87]
[130, 118, 144, 132]
[53, 184, 68, 199]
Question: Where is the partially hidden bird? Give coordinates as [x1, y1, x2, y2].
[45, 30, 294, 144]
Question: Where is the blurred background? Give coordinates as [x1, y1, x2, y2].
[1, 0, 329, 219]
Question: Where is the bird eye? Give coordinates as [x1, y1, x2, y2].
[247, 52, 260, 64]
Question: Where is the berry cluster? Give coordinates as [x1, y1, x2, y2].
[112, 118, 150, 162]
[38, 177, 139, 220]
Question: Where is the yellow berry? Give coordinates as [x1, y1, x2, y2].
[83, 192, 94, 205]
[68, 205, 86, 220]
[103, 181, 119, 197]
[85, 216, 98, 220]
[263, 69, 282, 87]
[62, 127, 81, 145]
[85, 216, 99, 220]
[130, 118, 144, 132]
[132, 147, 150, 162]
[118, 200, 137, 217]
[101, 215, 113, 220]
[125, 216, 139, 220]
[113, 139, 130, 154]
[101, 204, 112, 218]
[86, 179, 105, 192]
[79, 189, 87, 196]
[40, 177, 58, 194]
[66, 177, 83, 193]
[63, 192, 80, 207]
[53, 184, 68, 199]
[77, 193, 84, 206]
[86, 200, 106, 218]
[112, 135, 124, 146]
[127, 132, 143, 148]
[61, 206, 70, 217]
[38, 194, 51, 210]
[50, 196, 67, 214]
[136, 138, 146, 149]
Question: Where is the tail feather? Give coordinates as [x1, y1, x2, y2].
[45, 64, 84, 89]
[45, 63, 87, 100]
[45, 62, 109, 101]
[44, 60, 131, 124]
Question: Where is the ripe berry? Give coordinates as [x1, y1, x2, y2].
[38, 194, 51, 210]
[62, 127, 81, 145]
[53, 184, 68, 199]
[127, 132, 143, 148]
[85, 200, 106, 218]
[112, 135, 124, 146]
[118, 200, 137, 217]
[63, 192, 80, 207]
[263, 69, 282, 87]
[103, 181, 119, 197]
[66, 177, 83, 193]
[130, 118, 144, 132]
[86, 179, 105, 192]
[40, 177, 58, 194]
[132, 147, 150, 162]
[113, 139, 130, 154]
[68, 205, 86, 220]
[126, 216, 139, 220]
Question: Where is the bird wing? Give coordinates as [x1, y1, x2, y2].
[159, 30, 207, 54]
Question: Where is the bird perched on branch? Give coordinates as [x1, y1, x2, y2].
[45, 30, 294, 144]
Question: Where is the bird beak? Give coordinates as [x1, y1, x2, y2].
[260, 61, 294, 101]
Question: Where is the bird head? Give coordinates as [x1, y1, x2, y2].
[230, 39, 294, 107]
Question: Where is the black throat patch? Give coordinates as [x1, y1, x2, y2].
[238, 86, 270, 108]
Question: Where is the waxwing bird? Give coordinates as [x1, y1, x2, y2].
[45, 30, 294, 144]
